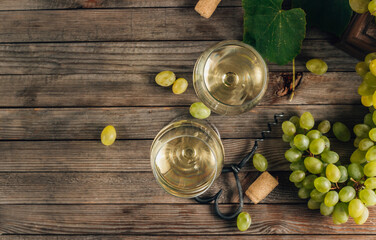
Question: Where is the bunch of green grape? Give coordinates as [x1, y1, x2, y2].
[282, 112, 375, 225]
[349, 0, 376, 18]
[356, 53, 376, 105]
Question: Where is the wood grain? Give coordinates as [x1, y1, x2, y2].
[0, 139, 354, 172]
[0, 41, 357, 75]
[0, 72, 361, 107]
[0, 204, 375, 235]
[0, 105, 366, 140]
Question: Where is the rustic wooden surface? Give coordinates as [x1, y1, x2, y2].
[0, 0, 374, 239]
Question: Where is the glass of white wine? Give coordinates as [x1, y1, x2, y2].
[193, 40, 268, 115]
[150, 117, 224, 198]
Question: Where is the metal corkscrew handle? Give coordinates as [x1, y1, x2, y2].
[194, 113, 284, 220]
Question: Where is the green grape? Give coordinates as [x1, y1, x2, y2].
[339, 186, 356, 202]
[307, 198, 321, 210]
[326, 164, 341, 183]
[371, 59, 376, 76]
[354, 124, 371, 138]
[333, 122, 351, 142]
[310, 189, 326, 202]
[362, 95, 374, 107]
[302, 174, 317, 190]
[189, 102, 211, 119]
[295, 181, 303, 188]
[290, 160, 306, 172]
[359, 138, 374, 151]
[355, 61, 369, 76]
[314, 177, 331, 193]
[300, 112, 315, 130]
[318, 120, 331, 134]
[365, 177, 376, 189]
[309, 138, 325, 155]
[294, 134, 310, 151]
[282, 134, 294, 143]
[365, 52, 376, 66]
[350, 0, 372, 13]
[285, 148, 302, 162]
[354, 137, 363, 148]
[321, 135, 331, 150]
[237, 212, 251, 231]
[366, 146, 376, 162]
[155, 71, 176, 87]
[304, 157, 324, 174]
[289, 116, 300, 128]
[365, 72, 376, 87]
[349, 199, 366, 218]
[348, 163, 364, 180]
[369, 0, 376, 16]
[338, 166, 348, 183]
[298, 187, 311, 199]
[354, 206, 369, 225]
[359, 189, 376, 206]
[282, 121, 296, 136]
[332, 202, 349, 224]
[172, 78, 188, 94]
[364, 113, 376, 127]
[101, 125, 117, 146]
[320, 202, 334, 216]
[306, 59, 328, 75]
[289, 170, 306, 183]
[252, 153, 268, 172]
[350, 148, 367, 164]
[306, 130, 322, 141]
[324, 191, 339, 207]
[358, 81, 376, 96]
[364, 161, 376, 177]
[321, 150, 339, 164]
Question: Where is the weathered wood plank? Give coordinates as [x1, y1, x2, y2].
[0, 105, 367, 140]
[0, 41, 357, 75]
[0, 139, 353, 172]
[0, 204, 375, 235]
[0, 72, 361, 107]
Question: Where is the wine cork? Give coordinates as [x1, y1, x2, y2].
[245, 171, 279, 204]
[195, 0, 221, 19]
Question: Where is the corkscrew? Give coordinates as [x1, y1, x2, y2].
[194, 113, 284, 220]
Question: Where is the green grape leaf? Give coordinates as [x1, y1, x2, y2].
[292, 0, 353, 37]
[243, 0, 306, 65]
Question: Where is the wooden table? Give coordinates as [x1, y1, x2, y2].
[0, 0, 374, 239]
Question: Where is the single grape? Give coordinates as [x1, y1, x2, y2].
[333, 122, 351, 142]
[354, 206, 369, 225]
[321, 150, 339, 164]
[189, 102, 211, 119]
[300, 112, 315, 130]
[314, 177, 331, 193]
[282, 134, 294, 143]
[365, 52, 376, 66]
[172, 78, 188, 94]
[294, 134, 310, 151]
[366, 146, 376, 162]
[370, 59, 376, 76]
[369, 0, 376, 16]
[309, 138, 325, 155]
[358, 81, 376, 96]
[339, 186, 356, 202]
[364, 161, 376, 177]
[365, 177, 376, 189]
[349, 199, 366, 218]
[237, 212, 251, 231]
[307, 198, 321, 210]
[306, 59, 328, 75]
[304, 157, 324, 174]
[359, 189, 376, 206]
[295, 181, 303, 188]
[332, 202, 349, 224]
[362, 95, 374, 107]
[306, 130, 322, 141]
[290, 160, 306, 172]
[324, 191, 339, 207]
[282, 121, 296, 136]
[359, 138, 374, 151]
[302, 174, 317, 190]
[350, 0, 372, 13]
[318, 120, 331, 134]
[348, 163, 364, 180]
[355, 61, 369, 76]
[289, 170, 306, 183]
[354, 124, 371, 138]
[285, 148, 302, 162]
[298, 187, 311, 199]
[155, 71, 176, 87]
[364, 113, 376, 127]
[365, 72, 376, 87]
[338, 166, 348, 183]
[101, 125, 117, 146]
[326, 164, 341, 183]
[354, 137, 363, 148]
[321, 135, 331, 150]
[252, 153, 268, 172]
[289, 116, 300, 128]
[320, 202, 334, 216]
[350, 148, 367, 164]
[310, 189, 326, 202]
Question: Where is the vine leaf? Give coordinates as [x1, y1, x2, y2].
[243, 0, 306, 65]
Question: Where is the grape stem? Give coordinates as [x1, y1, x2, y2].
[289, 58, 295, 102]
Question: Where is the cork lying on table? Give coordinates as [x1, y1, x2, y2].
[245, 171, 279, 204]
[195, 0, 221, 19]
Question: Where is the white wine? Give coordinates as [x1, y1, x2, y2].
[151, 119, 224, 198]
